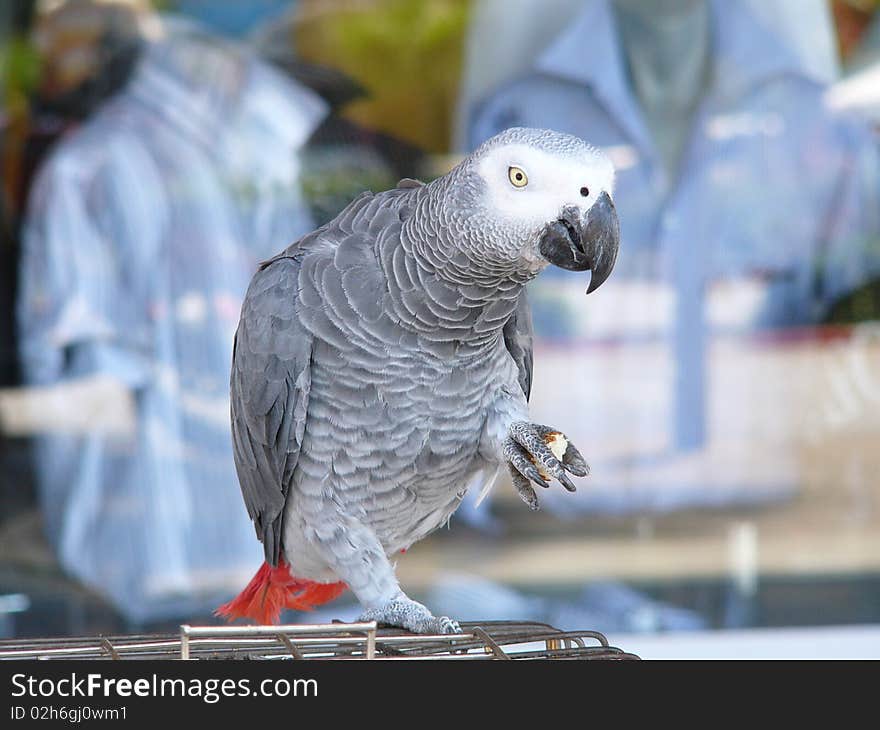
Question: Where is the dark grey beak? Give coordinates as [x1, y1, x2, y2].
[538, 191, 620, 294]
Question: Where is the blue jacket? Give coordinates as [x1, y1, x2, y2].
[468, 0, 880, 513]
[18, 27, 326, 620]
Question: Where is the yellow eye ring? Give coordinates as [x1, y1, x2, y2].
[508, 166, 528, 188]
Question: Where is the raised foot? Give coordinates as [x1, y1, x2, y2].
[358, 597, 461, 634]
[503, 421, 589, 511]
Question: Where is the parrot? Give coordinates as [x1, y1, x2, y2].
[216, 127, 620, 633]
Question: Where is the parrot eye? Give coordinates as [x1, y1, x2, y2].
[508, 166, 528, 188]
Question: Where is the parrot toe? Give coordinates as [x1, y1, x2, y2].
[504, 422, 589, 509]
[358, 596, 462, 635]
[507, 462, 540, 510]
[434, 616, 462, 634]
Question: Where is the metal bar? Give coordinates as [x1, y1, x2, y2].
[180, 622, 377, 638]
[177, 622, 377, 660]
[470, 627, 510, 660]
[100, 638, 121, 660]
[576, 631, 609, 647]
[0, 622, 635, 661]
[180, 625, 190, 661]
[186, 636, 362, 647]
[275, 633, 305, 660]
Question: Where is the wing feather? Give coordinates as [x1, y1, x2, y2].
[230, 254, 311, 566]
[502, 289, 534, 401]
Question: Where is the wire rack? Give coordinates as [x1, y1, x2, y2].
[0, 621, 639, 660]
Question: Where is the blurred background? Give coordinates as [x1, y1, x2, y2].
[1, 0, 880, 658]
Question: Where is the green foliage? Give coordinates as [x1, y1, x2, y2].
[0, 35, 41, 106]
[295, 0, 472, 153]
[838, 0, 880, 11]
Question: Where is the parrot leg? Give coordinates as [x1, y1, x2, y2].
[307, 514, 461, 634]
[503, 421, 589, 510]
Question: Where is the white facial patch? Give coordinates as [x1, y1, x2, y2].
[475, 143, 615, 233]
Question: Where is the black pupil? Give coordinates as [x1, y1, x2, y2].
[515, 172, 523, 180]
[580, 186, 590, 197]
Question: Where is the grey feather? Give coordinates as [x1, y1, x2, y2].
[230, 254, 312, 566]
[396, 178, 425, 189]
[502, 289, 534, 401]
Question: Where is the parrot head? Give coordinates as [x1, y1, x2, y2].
[445, 127, 620, 293]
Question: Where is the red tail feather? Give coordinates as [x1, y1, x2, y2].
[215, 559, 347, 625]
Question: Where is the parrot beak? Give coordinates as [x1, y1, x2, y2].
[538, 191, 620, 294]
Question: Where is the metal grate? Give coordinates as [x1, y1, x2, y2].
[0, 621, 639, 660]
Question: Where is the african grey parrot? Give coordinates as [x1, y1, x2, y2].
[217, 127, 619, 633]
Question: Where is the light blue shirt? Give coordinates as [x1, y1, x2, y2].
[18, 27, 326, 621]
[469, 0, 880, 513]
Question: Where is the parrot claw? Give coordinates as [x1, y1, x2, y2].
[503, 421, 589, 509]
[359, 597, 462, 635]
[508, 463, 539, 510]
[435, 616, 463, 634]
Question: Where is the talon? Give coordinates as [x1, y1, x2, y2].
[556, 470, 577, 492]
[438, 617, 462, 634]
[562, 442, 590, 477]
[523, 463, 551, 488]
[504, 437, 551, 488]
[506, 422, 588, 493]
[509, 464, 539, 510]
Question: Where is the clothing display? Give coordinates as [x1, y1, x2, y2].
[468, 0, 880, 515]
[17, 26, 327, 621]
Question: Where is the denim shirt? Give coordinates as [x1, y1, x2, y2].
[18, 28, 327, 620]
[468, 0, 880, 513]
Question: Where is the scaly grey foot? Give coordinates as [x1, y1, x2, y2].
[358, 596, 461, 634]
[503, 421, 589, 510]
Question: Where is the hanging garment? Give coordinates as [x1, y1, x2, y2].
[467, 0, 880, 515]
[17, 25, 327, 622]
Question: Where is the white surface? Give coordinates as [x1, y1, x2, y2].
[609, 624, 880, 659]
